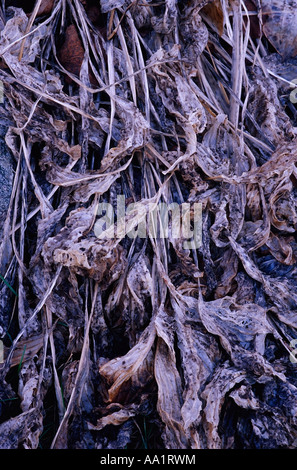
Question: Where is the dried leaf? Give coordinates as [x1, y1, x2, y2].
[201, 365, 246, 448]
[0, 7, 47, 63]
[151, 0, 177, 35]
[58, 24, 85, 81]
[198, 294, 272, 358]
[266, 233, 297, 265]
[99, 319, 156, 402]
[1, 0, 297, 451]
[172, 297, 219, 447]
[100, 97, 150, 171]
[262, 0, 297, 58]
[215, 248, 238, 298]
[100, 0, 127, 14]
[180, 4, 209, 69]
[229, 384, 259, 410]
[0, 409, 40, 449]
[42, 206, 126, 286]
[88, 405, 137, 431]
[154, 308, 187, 449]
[2, 335, 44, 370]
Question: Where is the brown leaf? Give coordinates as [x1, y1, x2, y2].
[87, 405, 137, 431]
[198, 294, 272, 360]
[57, 24, 98, 86]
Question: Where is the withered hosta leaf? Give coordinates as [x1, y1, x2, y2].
[99, 319, 156, 402]
[35, 0, 55, 17]
[58, 24, 85, 79]
[1, 0, 297, 451]
[0, 409, 42, 449]
[87, 405, 137, 431]
[201, 365, 246, 449]
[201, 0, 224, 36]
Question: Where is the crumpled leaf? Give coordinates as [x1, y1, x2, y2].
[229, 237, 297, 330]
[41, 155, 131, 202]
[100, 97, 150, 171]
[201, 364, 246, 448]
[42, 205, 126, 286]
[247, 77, 294, 146]
[198, 294, 272, 356]
[211, 139, 297, 186]
[229, 384, 260, 410]
[0, 7, 47, 63]
[201, 0, 224, 36]
[100, 305, 195, 448]
[150, 49, 207, 173]
[0, 409, 40, 449]
[262, 0, 297, 59]
[87, 405, 137, 431]
[266, 233, 297, 265]
[151, 0, 177, 35]
[154, 308, 188, 449]
[99, 319, 156, 402]
[100, 0, 128, 13]
[6, 93, 81, 160]
[175, 307, 218, 446]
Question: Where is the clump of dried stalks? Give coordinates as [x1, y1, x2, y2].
[0, 0, 297, 449]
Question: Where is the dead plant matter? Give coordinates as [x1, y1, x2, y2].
[0, 0, 297, 449]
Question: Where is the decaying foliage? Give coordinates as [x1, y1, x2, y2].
[0, 0, 297, 449]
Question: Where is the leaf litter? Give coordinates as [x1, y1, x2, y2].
[0, 0, 297, 449]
